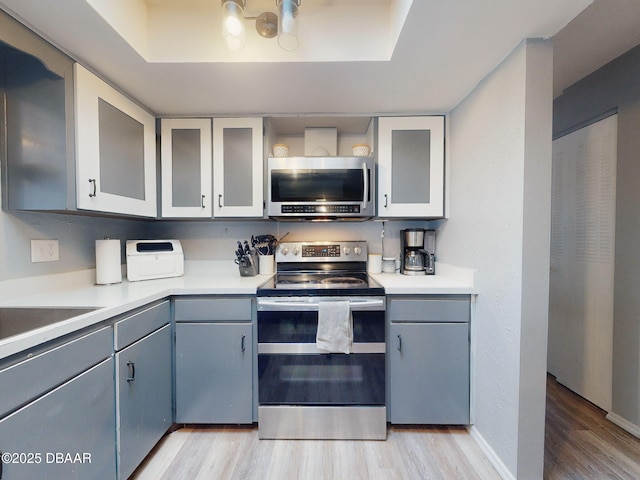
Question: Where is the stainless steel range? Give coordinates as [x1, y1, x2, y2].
[256, 241, 386, 440]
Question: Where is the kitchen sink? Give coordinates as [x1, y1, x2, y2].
[0, 307, 99, 340]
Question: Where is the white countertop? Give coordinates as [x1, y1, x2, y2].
[0, 261, 475, 360]
[370, 262, 476, 294]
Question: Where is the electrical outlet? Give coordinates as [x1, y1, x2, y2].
[31, 239, 60, 262]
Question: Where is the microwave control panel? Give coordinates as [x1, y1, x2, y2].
[280, 204, 361, 214]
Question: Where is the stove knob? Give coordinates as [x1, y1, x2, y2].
[280, 247, 289, 256]
[353, 246, 362, 256]
[293, 247, 300, 256]
[343, 246, 351, 256]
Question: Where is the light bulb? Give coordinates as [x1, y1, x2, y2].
[224, 16, 243, 37]
[278, 0, 299, 51]
[222, 1, 245, 51]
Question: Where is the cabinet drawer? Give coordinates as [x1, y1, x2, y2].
[388, 296, 470, 323]
[0, 326, 112, 418]
[174, 297, 252, 322]
[114, 301, 170, 351]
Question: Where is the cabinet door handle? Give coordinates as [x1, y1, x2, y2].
[384, 194, 388, 208]
[201, 194, 206, 208]
[89, 178, 97, 198]
[126, 361, 136, 382]
[397, 334, 402, 352]
[241, 334, 246, 353]
[218, 194, 223, 208]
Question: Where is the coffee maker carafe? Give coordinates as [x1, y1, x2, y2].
[400, 228, 435, 275]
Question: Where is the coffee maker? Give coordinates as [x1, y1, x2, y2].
[400, 228, 436, 275]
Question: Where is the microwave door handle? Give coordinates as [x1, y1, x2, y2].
[362, 162, 369, 209]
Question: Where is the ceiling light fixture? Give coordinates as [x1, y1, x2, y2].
[277, 0, 299, 51]
[221, 0, 301, 52]
[222, 0, 246, 51]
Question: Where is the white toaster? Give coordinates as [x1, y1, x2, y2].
[126, 239, 184, 282]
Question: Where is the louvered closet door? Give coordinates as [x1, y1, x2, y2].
[548, 114, 617, 411]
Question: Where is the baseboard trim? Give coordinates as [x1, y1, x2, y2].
[606, 411, 640, 439]
[468, 425, 516, 480]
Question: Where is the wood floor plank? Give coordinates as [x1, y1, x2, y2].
[544, 375, 640, 480]
[132, 425, 501, 480]
[133, 375, 640, 480]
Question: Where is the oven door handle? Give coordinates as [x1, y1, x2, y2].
[258, 342, 386, 354]
[257, 298, 385, 311]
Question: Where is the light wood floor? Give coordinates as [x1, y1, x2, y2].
[544, 375, 640, 479]
[131, 424, 501, 480]
[132, 376, 640, 480]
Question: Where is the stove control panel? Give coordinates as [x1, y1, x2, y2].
[302, 244, 340, 257]
[277, 241, 367, 263]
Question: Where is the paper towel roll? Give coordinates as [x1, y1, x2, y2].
[96, 239, 122, 285]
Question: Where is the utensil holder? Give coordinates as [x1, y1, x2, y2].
[238, 252, 259, 276]
[239, 263, 258, 277]
[258, 255, 274, 275]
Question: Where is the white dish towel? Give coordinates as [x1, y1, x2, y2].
[316, 300, 353, 354]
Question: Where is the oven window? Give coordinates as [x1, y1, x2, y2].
[258, 310, 384, 343]
[271, 169, 370, 202]
[258, 353, 385, 405]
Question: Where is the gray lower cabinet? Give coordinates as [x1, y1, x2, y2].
[388, 296, 470, 424]
[175, 322, 253, 423]
[174, 297, 254, 424]
[113, 300, 172, 479]
[115, 324, 172, 479]
[0, 358, 116, 479]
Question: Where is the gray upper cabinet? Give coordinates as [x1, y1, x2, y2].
[160, 118, 212, 218]
[377, 116, 445, 218]
[75, 63, 157, 217]
[0, 10, 76, 212]
[212, 117, 264, 217]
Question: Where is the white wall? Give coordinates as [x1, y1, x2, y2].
[439, 39, 552, 479]
[0, 207, 148, 282]
[146, 219, 437, 262]
[0, 155, 151, 280]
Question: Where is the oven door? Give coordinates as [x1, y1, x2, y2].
[257, 296, 385, 406]
[258, 352, 384, 405]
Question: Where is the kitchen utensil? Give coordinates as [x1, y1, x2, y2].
[278, 231, 290, 243]
[252, 234, 278, 255]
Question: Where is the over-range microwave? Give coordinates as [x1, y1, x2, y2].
[267, 156, 375, 220]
